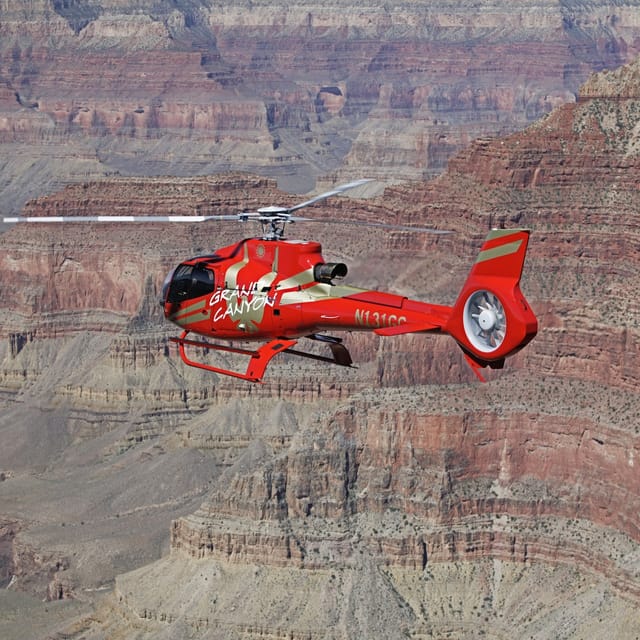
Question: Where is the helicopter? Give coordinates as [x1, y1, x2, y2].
[3, 179, 538, 382]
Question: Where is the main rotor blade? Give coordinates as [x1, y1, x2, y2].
[2, 214, 450, 233]
[2, 179, 450, 234]
[2, 215, 239, 224]
[287, 178, 374, 213]
[311, 219, 452, 234]
[4, 179, 373, 225]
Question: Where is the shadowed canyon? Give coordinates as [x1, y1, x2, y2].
[1, 1, 640, 639]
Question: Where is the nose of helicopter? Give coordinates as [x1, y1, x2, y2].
[160, 267, 176, 306]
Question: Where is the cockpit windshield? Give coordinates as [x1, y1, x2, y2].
[165, 264, 215, 303]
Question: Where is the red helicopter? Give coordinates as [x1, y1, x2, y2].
[3, 179, 537, 382]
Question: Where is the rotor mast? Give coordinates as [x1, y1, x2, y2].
[239, 178, 374, 241]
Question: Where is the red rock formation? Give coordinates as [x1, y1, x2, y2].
[158, 58, 640, 635]
[3, 54, 640, 640]
[1, 0, 640, 214]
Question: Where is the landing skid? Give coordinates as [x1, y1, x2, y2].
[170, 331, 354, 382]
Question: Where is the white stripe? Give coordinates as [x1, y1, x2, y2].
[2, 215, 212, 223]
[167, 216, 207, 222]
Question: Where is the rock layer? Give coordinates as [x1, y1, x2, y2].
[2, 55, 640, 640]
[1, 1, 640, 213]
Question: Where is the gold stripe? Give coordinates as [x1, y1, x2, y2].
[279, 283, 364, 306]
[486, 228, 520, 240]
[169, 299, 207, 323]
[276, 267, 316, 290]
[476, 239, 522, 264]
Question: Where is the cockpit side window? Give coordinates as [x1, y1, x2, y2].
[166, 264, 215, 303]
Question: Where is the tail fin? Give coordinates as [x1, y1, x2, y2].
[446, 228, 538, 379]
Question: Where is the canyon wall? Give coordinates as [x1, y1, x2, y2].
[2, 24, 640, 640]
[1, 0, 640, 215]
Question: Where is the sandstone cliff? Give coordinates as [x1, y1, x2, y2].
[2, 52, 640, 640]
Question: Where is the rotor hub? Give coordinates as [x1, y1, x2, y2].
[477, 307, 497, 331]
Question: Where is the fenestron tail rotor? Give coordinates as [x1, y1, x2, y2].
[463, 289, 507, 353]
[2, 178, 451, 239]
